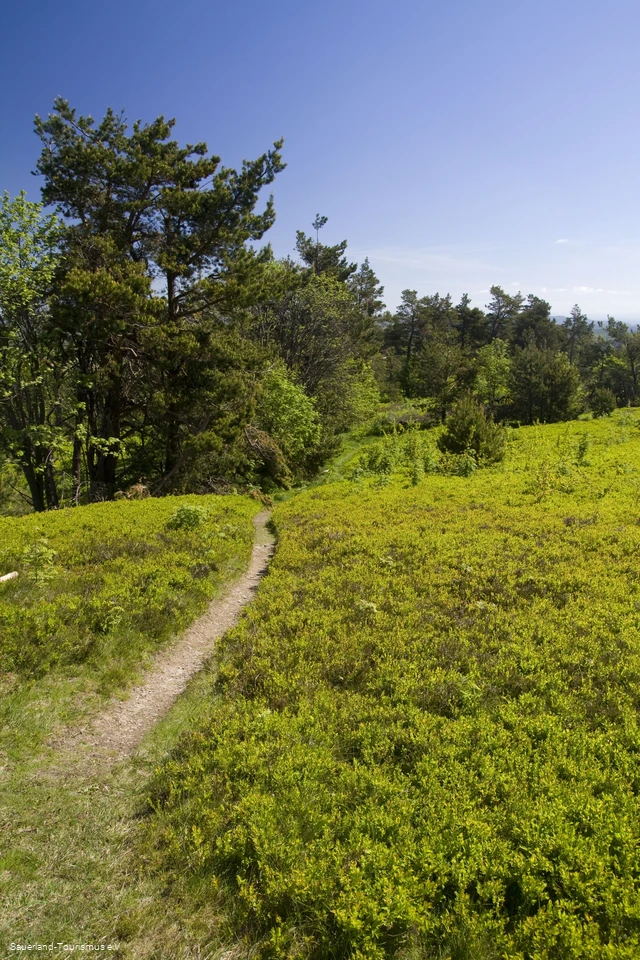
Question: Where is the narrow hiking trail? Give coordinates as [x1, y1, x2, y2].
[0, 512, 275, 957]
[56, 510, 275, 770]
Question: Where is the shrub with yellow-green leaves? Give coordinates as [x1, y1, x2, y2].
[145, 412, 640, 959]
[0, 494, 258, 682]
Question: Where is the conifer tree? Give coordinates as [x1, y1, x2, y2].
[34, 98, 285, 496]
[348, 258, 385, 317]
[485, 285, 523, 342]
[295, 215, 356, 280]
[562, 304, 593, 366]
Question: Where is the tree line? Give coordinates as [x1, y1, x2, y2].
[0, 99, 635, 511]
[380, 287, 636, 426]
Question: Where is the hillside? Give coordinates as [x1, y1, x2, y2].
[143, 412, 640, 958]
[3, 413, 640, 957]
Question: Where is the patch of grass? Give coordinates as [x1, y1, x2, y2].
[0, 661, 238, 957]
[0, 494, 258, 683]
[0, 492, 261, 958]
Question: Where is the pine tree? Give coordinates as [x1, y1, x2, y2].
[562, 304, 593, 366]
[348, 258, 385, 317]
[34, 98, 285, 496]
[485, 285, 523, 342]
[295, 215, 356, 280]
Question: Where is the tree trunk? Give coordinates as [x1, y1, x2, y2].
[44, 456, 59, 510]
[22, 459, 46, 513]
[72, 435, 83, 505]
[88, 360, 122, 501]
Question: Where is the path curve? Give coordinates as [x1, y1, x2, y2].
[57, 510, 274, 768]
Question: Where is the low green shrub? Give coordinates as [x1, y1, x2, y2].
[438, 394, 506, 463]
[144, 412, 640, 959]
[348, 429, 440, 482]
[590, 387, 617, 418]
[0, 494, 258, 681]
[166, 504, 209, 530]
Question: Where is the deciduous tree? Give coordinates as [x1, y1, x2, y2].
[0, 192, 65, 511]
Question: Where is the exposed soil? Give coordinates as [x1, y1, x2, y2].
[55, 510, 274, 770]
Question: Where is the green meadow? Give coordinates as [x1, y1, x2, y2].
[3, 414, 640, 958]
[143, 413, 640, 959]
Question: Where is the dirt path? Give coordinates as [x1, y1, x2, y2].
[57, 510, 274, 769]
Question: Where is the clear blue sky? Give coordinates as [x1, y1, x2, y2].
[2, 0, 639, 321]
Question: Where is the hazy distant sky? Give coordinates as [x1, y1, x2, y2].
[2, 0, 639, 320]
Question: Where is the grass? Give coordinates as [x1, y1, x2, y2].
[139, 411, 640, 959]
[0, 494, 259, 755]
[0, 493, 260, 957]
[5, 413, 640, 958]
[0, 661, 238, 957]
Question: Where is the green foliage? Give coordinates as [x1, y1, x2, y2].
[563, 304, 594, 367]
[512, 294, 560, 350]
[576, 433, 591, 465]
[253, 273, 365, 395]
[256, 365, 321, 467]
[25, 98, 286, 503]
[347, 257, 385, 320]
[474, 338, 512, 407]
[439, 448, 479, 476]
[511, 344, 582, 424]
[318, 359, 382, 435]
[348, 428, 440, 481]
[368, 400, 436, 435]
[144, 412, 640, 958]
[0, 191, 60, 309]
[0, 191, 66, 512]
[295, 215, 357, 280]
[22, 535, 57, 583]
[344, 361, 382, 426]
[243, 425, 292, 490]
[437, 394, 506, 463]
[0, 494, 257, 680]
[485, 284, 523, 341]
[165, 504, 209, 531]
[591, 387, 617, 417]
[405, 431, 425, 486]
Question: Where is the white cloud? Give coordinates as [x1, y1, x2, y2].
[554, 238, 569, 244]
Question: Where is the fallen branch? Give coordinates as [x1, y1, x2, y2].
[0, 571, 18, 583]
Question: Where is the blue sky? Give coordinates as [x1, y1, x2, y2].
[2, 0, 639, 320]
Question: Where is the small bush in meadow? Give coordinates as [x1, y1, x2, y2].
[590, 387, 617, 417]
[22, 535, 57, 583]
[438, 393, 506, 463]
[166, 504, 209, 531]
